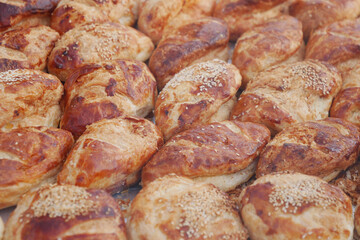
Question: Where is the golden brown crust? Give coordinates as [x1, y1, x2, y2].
[331, 87, 360, 127]
[47, 22, 154, 82]
[0, 0, 59, 32]
[256, 118, 360, 181]
[149, 17, 229, 90]
[355, 204, 360, 237]
[58, 117, 163, 194]
[239, 172, 353, 240]
[0, 25, 59, 71]
[127, 175, 248, 240]
[142, 120, 270, 189]
[213, 0, 291, 41]
[0, 69, 63, 131]
[0, 127, 73, 209]
[231, 60, 342, 135]
[51, 0, 139, 35]
[3, 184, 127, 240]
[232, 15, 304, 88]
[60, 60, 157, 139]
[0, 46, 29, 72]
[289, 0, 360, 41]
[155, 59, 241, 141]
[333, 161, 360, 205]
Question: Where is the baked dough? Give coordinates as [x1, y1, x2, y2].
[231, 60, 342, 135]
[0, 126, 73, 209]
[149, 17, 229, 90]
[0, 69, 63, 131]
[48, 22, 154, 82]
[60, 59, 157, 139]
[3, 184, 127, 240]
[155, 59, 241, 140]
[127, 175, 248, 240]
[256, 118, 360, 181]
[0, 46, 29, 72]
[58, 117, 163, 194]
[232, 15, 304, 88]
[239, 172, 354, 240]
[142, 120, 270, 191]
[355, 203, 360, 238]
[0, 217, 3, 240]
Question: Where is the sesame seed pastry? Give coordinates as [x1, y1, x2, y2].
[155, 59, 242, 141]
[239, 172, 353, 240]
[3, 184, 127, 240]
[231, 60, 343, 135]
[127, 175, 248, 240]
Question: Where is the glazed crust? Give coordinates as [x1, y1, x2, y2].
[51, 0, 139, 35]
[239, 172, 353, 240]
[149, 17, 229, 90]
[355, 203, 360, 237]
[155, 59, 241, 141]
[142, 120, 270, 190]
[138, 0, 216, 44]
[0, 46, 29, 72]
[58, 117, 163, 194]
[127, 175, 248, 240]
[289, 0, 360, 41]
[47, 22, 154, 82]
[232, 15, 304, 88]
[333, 161, 360, 205]
[256, 118, 360, 181]
[0, 25, 59, 71]
[0, 127, 74, 209]
[213, 0, 292, 41]
[3, 184, 127, 240]
[231, 60, 342, 135]
[0, 69, 63, 131]
[60, 60, 157, 139]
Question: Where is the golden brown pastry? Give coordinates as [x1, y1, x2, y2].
[3, 184, 127, 240]
[149, 17, 229, 90]
[0, 69, 63, 131]
[0, 46, 29, 72]
[58, 117, 163, 194]
[239, 172, 354, 240]
[289, 0, 360, 41]
[48, 22, 154, 82]
[333, 161, 360, 204]
[231, 60, 342, 135]
[0, 25, 59, 71]
[138, 0, 216, 44]
[51, 0, 139, 35]
[155, 59, 242, 141]
[232, 15, 304, 88]
[0, 127, 73, 209]
[355, 204, 360, 238]
[127, 175, 248, 240]
[142, 120, 270, 191]
[213, 0, 292, 41]
[306, 19, 360, 127]
[0, 217, 3, 240]
[257, 118, 360, 181]
[0, 0, 58, 32]
[60, 60, 157, 139]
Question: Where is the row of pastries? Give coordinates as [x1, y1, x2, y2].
[1, 0, 360, 239]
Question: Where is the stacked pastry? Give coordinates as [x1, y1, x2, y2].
[1, 0, 360, 240]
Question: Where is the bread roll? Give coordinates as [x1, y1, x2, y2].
[257, 118, 360, 181]
[289, 0, 360, 41]
[213, 0, 292, 41]
[142, 120, 270, 191]
[3, 184, 127, 240]
[149, 17, 229, 90]
[239, 172, 353, 240]
[60, 60, 157, 139]
[0, 69, 63, 131]
[58, 117, 163, 194]
[333, 161, 360, 204]
[0, 46, 29, 72]
[232, 15, 304, 88]
[0, 127, 73, 209]
[231, 60, 342, 135]
[48, 22, 154, 82]
[0, 25, 59, 71]
[0, 0, 58, 32]
[138, 0, 216, 44]
[127, 175, 248, 240]
[155, 59, 241, 140]
[51, 0, 139, 35]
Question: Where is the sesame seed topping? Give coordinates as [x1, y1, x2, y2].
[0, 69, 40, 85]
